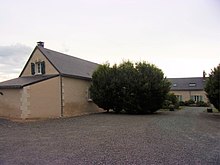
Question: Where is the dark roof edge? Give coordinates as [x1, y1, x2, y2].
[22, 74, 59, 88]
[41, 47, 100, 66]
[0, 74, 59, 89]
[19, 46, 38, 77]
[0, 85, 22, 89]
[170, 89, 204, 91]
[61, 74, 92, 81]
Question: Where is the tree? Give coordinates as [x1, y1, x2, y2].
[90, 61, 171, 114]
[205, 64, 220, 111]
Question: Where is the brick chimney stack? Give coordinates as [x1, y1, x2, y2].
[37, 41, 44, 47]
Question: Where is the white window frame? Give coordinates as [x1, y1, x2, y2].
[191, 95, 203, 102]
[87, 88, 93, 102]
[35, 62, 42, 75]
[189, 83, 196, 87]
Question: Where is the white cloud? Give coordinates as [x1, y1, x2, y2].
[0, 44, 32, 82]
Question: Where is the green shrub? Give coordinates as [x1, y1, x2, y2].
[184, 99, 195, 106]
[162, 100, 172, 109]
[162, 93, 179, 109]
[179, 101, 185, 106]
[90, 61, 171, 114]
[196, 101, 209, 107]
[174, 102, 180, 109]
[169, 104, 175, 111]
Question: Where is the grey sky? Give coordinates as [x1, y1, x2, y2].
[0, 0, 219, 81]
[0, 44, 31, 80]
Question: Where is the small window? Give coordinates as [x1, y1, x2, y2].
[36, 62, 42, 74]
[189, 83, 196, 87]
[31, 61, 45, 75]
[87, 88, 92, 102]
[173, 83, 177, 87]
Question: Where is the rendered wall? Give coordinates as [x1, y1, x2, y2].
[171, 90, 208, 102]
[21, 48, 58, 77]
[0, 89, 22, 118]
[25, 76, 61, 119]
[62, 77, 101, 117]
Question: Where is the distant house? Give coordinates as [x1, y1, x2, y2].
[168, 77, 208, 103]
[0, 42, 102, 119]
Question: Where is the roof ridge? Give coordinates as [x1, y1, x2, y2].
[37, 46, 99, 65]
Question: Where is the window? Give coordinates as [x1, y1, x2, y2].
[175, 95, 182, 101]
[36, 62, 42, 74]
[190, 95, 203, 102]
[189, 83, 196, 87]
[87, 88, 92, 102]
[31, 61, 45, 75]
[173, 83, 177, 87]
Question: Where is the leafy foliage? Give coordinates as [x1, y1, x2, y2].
[179, 101, 185, 106]
[205, 64, 220, 111]
[196, 101, 209, 107]
[184, 99, 195, 106]
[89, 63, 115, 112]
[163, 93, 179, 109]
[90, 61, 171, 114]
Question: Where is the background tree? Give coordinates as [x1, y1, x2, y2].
[205, 64, 220, 111]
[90, 61, 171, 114]
[134, 62, 171, 113]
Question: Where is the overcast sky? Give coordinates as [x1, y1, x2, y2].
[0, 0, 219, 82]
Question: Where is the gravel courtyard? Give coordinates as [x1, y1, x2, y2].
[0, 107, 220, 164]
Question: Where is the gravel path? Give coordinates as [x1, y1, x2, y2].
[0, 107, 220, 164]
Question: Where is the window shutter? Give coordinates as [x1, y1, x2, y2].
[31, 63, 35, 75]
[41, 61, 45, 74]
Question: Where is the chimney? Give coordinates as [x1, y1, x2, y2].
[37, 41, 44, 47]
[203, 70, 206, 80]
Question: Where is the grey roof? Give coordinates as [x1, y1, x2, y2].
[37, 46, 99, 79]
[168, 77, 206, 91]
[0, 75, 58, 89]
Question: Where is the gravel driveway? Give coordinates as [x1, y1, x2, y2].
[0, 107, 220, 164]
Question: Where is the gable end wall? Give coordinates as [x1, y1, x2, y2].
[62, 77, 102, 117]
[20, 48, 58, 77]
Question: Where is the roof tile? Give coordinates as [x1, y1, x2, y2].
[168, 77, 206, 91]
[0, 75, 58, 89]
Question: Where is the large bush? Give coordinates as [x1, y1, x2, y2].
[205, 64, 220, 111]
[90, 61, 171, 114]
